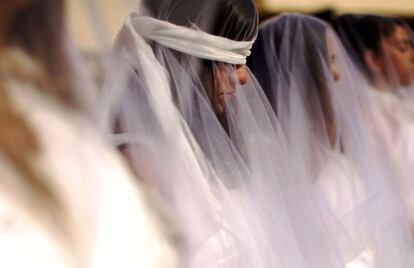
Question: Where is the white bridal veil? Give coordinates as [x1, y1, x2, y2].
[248, 13, 414, 268]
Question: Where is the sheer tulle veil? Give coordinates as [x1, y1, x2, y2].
[101, 3, 368, 268]
[248, 13, 414, 267]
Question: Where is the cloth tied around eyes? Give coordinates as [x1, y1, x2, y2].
[125, 12, 255, 65]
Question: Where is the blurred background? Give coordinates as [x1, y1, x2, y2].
[66, 0, 414, 61]
[67, 0, 137, 51]
[255, 0, 414, 27]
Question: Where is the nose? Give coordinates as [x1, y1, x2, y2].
[331, 65, 341, 82]
[333, 69, 341, 82]
[410, 47, 414, 82]
[236, 65, 249, 85]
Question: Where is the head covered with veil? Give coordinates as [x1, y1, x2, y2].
[112, 0, 270, 193]
[248, 13, 340, 149]
[137, 0, 258, 134]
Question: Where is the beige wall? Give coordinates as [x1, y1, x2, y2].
[67, 0, 413, 51]
[66, 0, 138, 51]
[258, 0, 414, 16]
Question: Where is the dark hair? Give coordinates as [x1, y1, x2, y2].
[143, 0, 258, 43]
[143, 0, 258, 78]
[249, 16, 330, 117]
[248, 14, 336, 144]
[3, 0, 85, 110]
[142, 0, 258, 132]
[0, 0, 72, 244]
[5, 1, 64, 75]
[334, 14, 406, 81]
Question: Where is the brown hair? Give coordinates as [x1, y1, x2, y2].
[335, 14, 407, 83]
[3, 0, 83, 108]
[0, 0, 73, 245]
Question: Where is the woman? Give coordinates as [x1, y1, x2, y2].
[334, 15, 414, 92]
[335, 14, 414, 229]
[334, 15, 414, 136]
[0, 1, 178, 267]
[248, 13, 414, 268]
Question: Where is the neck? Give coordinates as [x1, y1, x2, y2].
[372, 76, 394, 93]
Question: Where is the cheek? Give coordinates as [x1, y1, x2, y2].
[218, 74, 236, 94]
[389, 51, 414, 84]
[214, 69, 231, 95]
[390, 51, 410, 72]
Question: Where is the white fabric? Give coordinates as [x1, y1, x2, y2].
[0, 178, 72, 268]
[116, 10, 220, 201]
[0, 73, 178, 268]
[314, 149, 374, 268]
[112, 11, 227, 266]
[125, 13, 255, 65]
[368, 87, 414, 226]
[113, 8, 341, 268]
[248, 13, 414, 268]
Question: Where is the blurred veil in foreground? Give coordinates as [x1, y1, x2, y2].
[0, 1, 179, 267]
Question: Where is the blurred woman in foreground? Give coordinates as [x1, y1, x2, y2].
[0, 1, 178, 267]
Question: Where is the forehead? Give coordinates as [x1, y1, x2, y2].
[325, 31, 337, 54]
[387, 25, 412, 44]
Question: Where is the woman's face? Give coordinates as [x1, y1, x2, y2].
[212, 64, 249, 115]
[380, 25, 414, 87]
